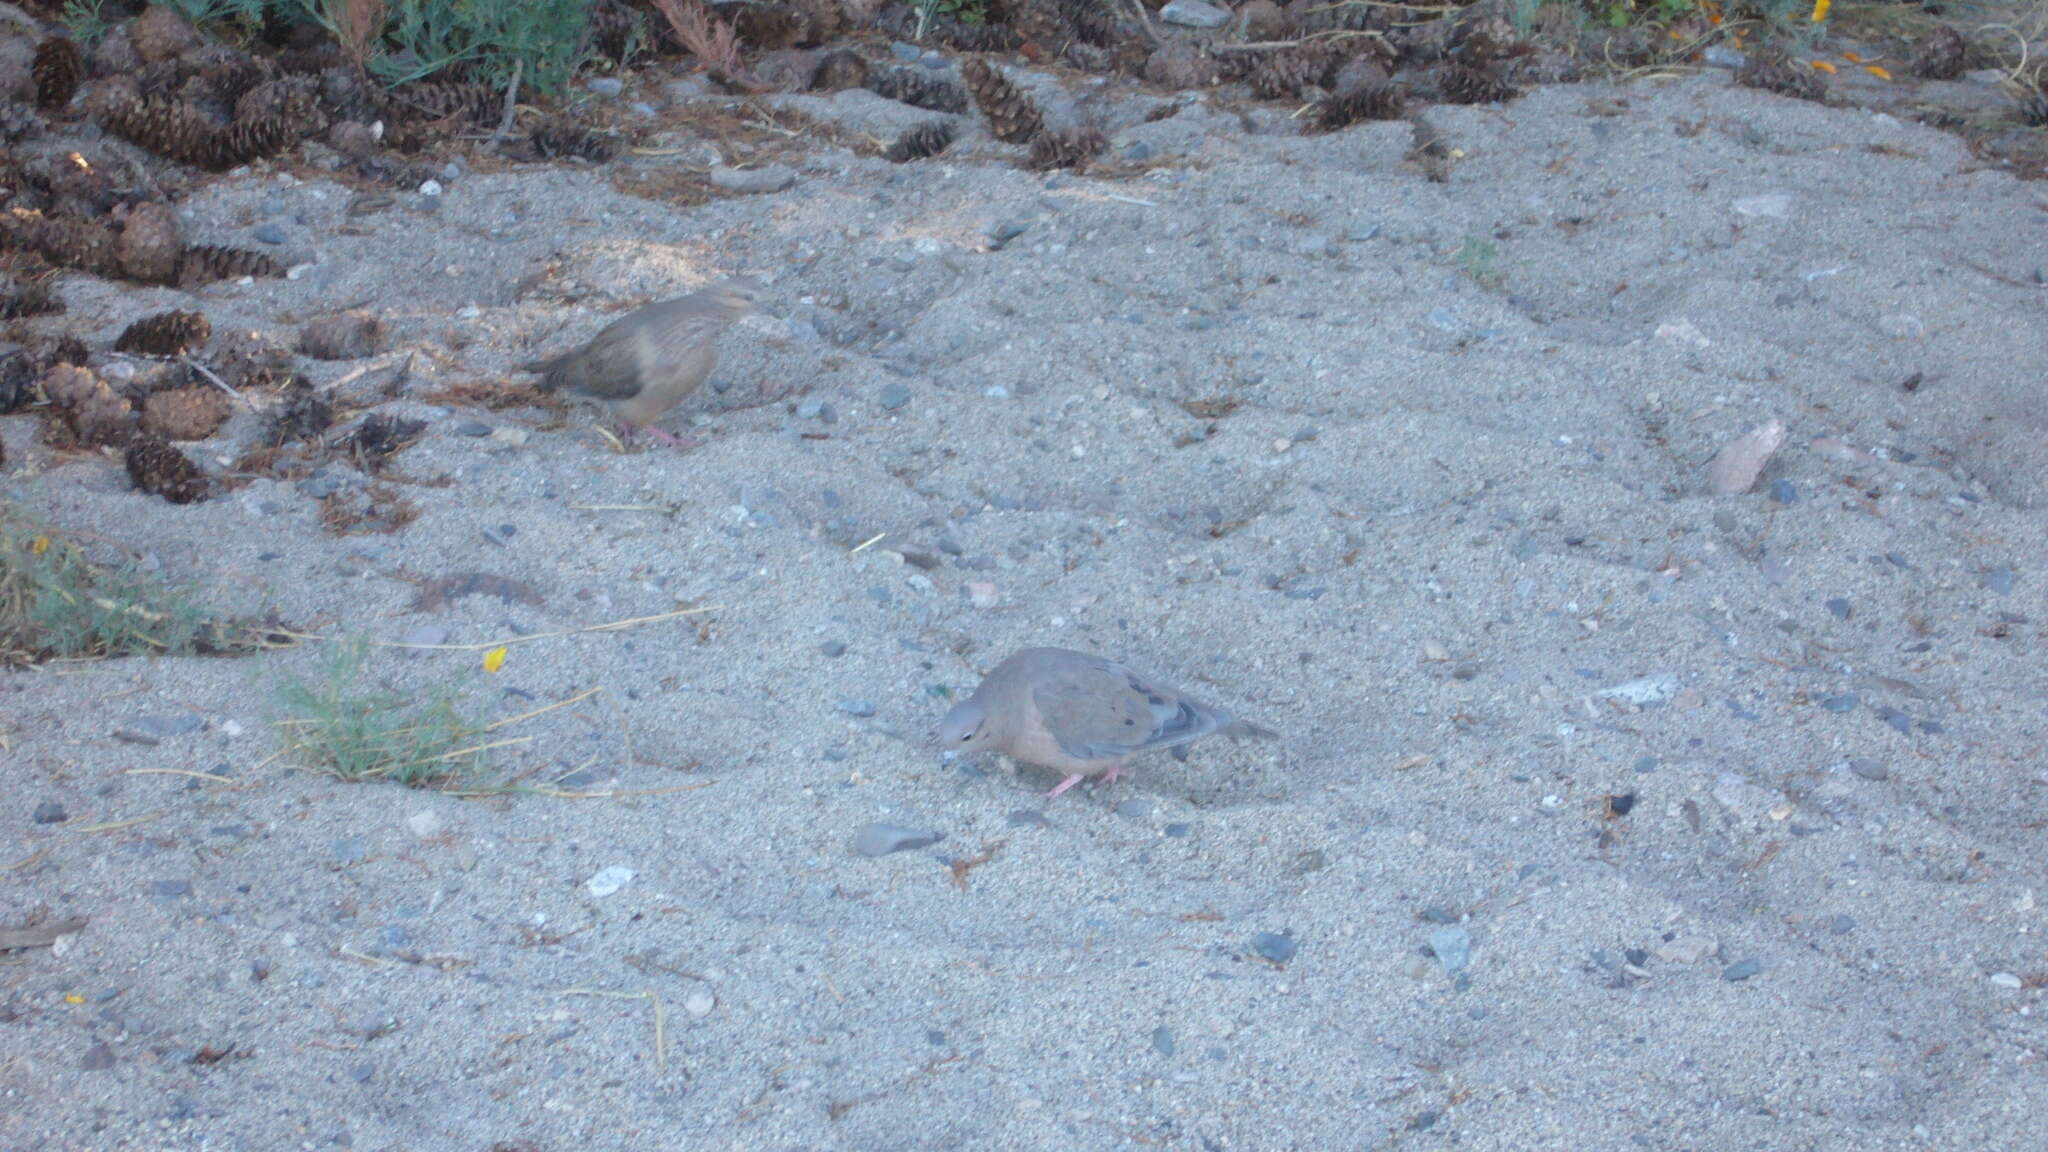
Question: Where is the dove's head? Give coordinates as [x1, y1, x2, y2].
[702, 275, 765, 320]
[933, 699, 996, 754]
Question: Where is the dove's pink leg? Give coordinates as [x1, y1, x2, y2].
[1044, 773, 1086, 799]
[640, 425, 687, 447]
[1100, 763, 1124, 788]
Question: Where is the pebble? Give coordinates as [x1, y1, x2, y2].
[1151, 1026, 1175, 1057]
[119, 713, 204, 742]
[1421, 905, 1457, 924]
[837, 699, 876, 718]
[1847, 759, 1888, 781]
[1115, 797, 1153, 821]
[32, 801, 67, 824]
[350, 1062, 376, 1083]
[1769, 478, 1797, 504]
[1161, 0, 1231, 27]
[1006, 809, 1050, 829]
[1701, 45, 1745, 68]
[405, 810, 443, 839]
[709, 165, 795, 194]
[684, 988, 716, 1017]
[586, 76, 624, 97]
[1983, 568, 2018, 595]
[585, 865, 636, 898]
[890, 40, 921, 62]
[452, 420, 491, 437]
[150, 878, 190, 899]
[1656, 936, 1717, 964]
[878, 382, 912, 410]
[1825, 597, 1851, 620]
[1251, 932, 1297, 964]
[1596, 673, 1680, 707]
[419, 179, 443, 197]
[1722, 958, 1762, 982]
[1990, 972, 2024, 990]
[331, 836, 368, 864]
[250, 957, 271, 982]
[1829, 915, 1856, 935]
[1163, 822, 1191, 838]
[820, 641, 847, 658]
[253, 222, 287, 245]
[854, 823, 943, 857]
[985, 220, 1032, 250]
[1821, 694, 1858, 713]
[1428, 926, 1471, 974]
[1877, 708, 1914, 735]
[79, 1042, 116, 1072]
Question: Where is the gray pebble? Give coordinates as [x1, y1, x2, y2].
[79, 1042, 116, 1072]
[1633, 757, 1658, 774]
[250, 957, 271, 982]
[1722, 958, 1762, 981]
[796, 398, 826, 420]
[854, 823, 943, 857]
[1824, 597, 1851, 620]
[32, 800, 67, 824]
[1428, 925, 1472, 974]
[331, 836, 368, 864]
[150, 878, 190, 899]
[1163, 822, 1191, 838]
[296, 468, 355, 500]
[891, 41, 922, 62]
[878, 382, 912, 410]
[129, 713, 203, 740]
[1713, 508, 1739, 533]
[1878, 708, 1913, 735]
[1115, 797, 1153, 820]
[1124, 140, 1155, 162]
[1252, 932, 1297, 964]
[1983, 568, 2018, 595]
[1151, 1026, 1175, 1057]
[820, 640, 847, 658]
[1848, 759, 1889, 781]
[709, 165, 795, 194]
[253, 222, 288, 245]
[1885, 551, 1912, 569]
[1006, 809, 1050, 829]
[1421, 905, 1457, 924]
[1161, 0, 1231, 27]
[452, 420, 491, 437]
[984, 220, 1032, 250]
[258, 195, 286, 217]
[350, 1062, 376, 1083]
[585, 76, 624, 97]
[1829, 914, 1856, 934]
[837, 699, 876, 717]
[1821, 694, 1858, 713]
[1768, 478, 1797, 504]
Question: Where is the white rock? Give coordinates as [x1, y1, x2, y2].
[684, 988, 716, 1017]
[1595, 673, 1680, 706]
[1161, 0, 1231, 27]
[1656, 935, 1718, 964]
[1707, 418, 1786, 496]
[1990, 972, 2024, 990]
[406, 809, 444, 839]
[586, 865, 636, 897]
[1732, 193, 1791, 218]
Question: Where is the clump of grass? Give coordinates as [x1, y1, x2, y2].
[0, 507, 226, 665]
[273, 637, 486, 787]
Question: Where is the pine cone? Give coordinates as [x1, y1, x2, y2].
[375, 81, 495, 124]
[589, 0, 643, 63]
[116, 310, 212, 356]
[1437, 62, 1516, 105]
[177, 244, 283, 287]
[1311, 82, 1405, 132]
[961, 58, 1044, 144]
[1012, 0, 1072, 54]
[1296, 0, 1383, 34]
[1026, 125, 1106, 171]
[130, 4, 204, 64]
[42, 362, 135, 447]
[42, 335, 89, 370]
[139, 384, 231, 441]
[19, 216, 121, 276]
[734, 3, 806, 49]
[1144, 42, 1221, 89]
[299, 310, 385, 361]
[0, 277, 59, 320]
[0, 349, 34, 414]
[886, 119, 958, 162]
[531, 119, 621, 162]
[117, 201, 182, 285]
[125, 433, 210, 503]
[1059, 0, 1128, 46]
[867, 67, 968, 114]
[32, 37, 82, 110]
[1909, 26, 1965, 80]
[1737, 50, 1826, 102]
[1248, 43, 1341, 100]
[2019, 84, 2048, 128]
[90, 78, 223, 167]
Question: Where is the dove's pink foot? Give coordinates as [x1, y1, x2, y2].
[1044, 773, 1086, 799]
[640, 425, 689, 447]
[1100, 763, 1124, 788]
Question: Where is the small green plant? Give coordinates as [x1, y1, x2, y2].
[371, 0, 595, 94]
[916, 0, 990, 37]
[1453, 237, 1503, 289]
[272, 637, 488, 787]
[163, 0, 272, 36]
[1, 510, 226, 665]
[60, 0, 116, 47]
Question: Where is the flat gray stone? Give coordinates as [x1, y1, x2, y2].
[1161, 0, 1231, 28]
[854, 823, 942, 857]
[710, 165, 796, 194]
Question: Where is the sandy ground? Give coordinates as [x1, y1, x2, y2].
[4, 64, 2048, 1151]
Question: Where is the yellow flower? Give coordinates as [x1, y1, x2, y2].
[29, 536, 49, 555]
[64, 994, 84, 1004]
[1865, 65, 1892, 80]
[1809, 59, 1837, 73]
[483, 646, 507, 673]
[1810, 0, 1830, 20]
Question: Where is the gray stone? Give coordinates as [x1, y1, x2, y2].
[350, 1062, 376, 1083]
[1722, 958, 1762, 981]
[1006, 809, 1050, 829]
[1163, 822, 1192, 838]
[452, 420, 491, 437]
[1824, 597, 1851, 620]
[878, 382, 912, 410]
[1768, 478, 1797, 503]
[1252, 932, 1297, 964]
[985, 220, 1032, 249]
[820, 640, 847, 658]
[1847, 759, 1889, 781]
[80, 1042, 115, 1071]
[1828, 914, 1856, 935]
[128, 713, 203, 739]
[586, 76, 624, 97]
[837, 699, 876, 718]
[1821, 694, 1858, 713]
[709, 165, 796, 194]
[1983, 568, 2018, 595]
[1429, 925, 1472, 974]
[1161, 0, 1231, 28]
[253, 222, 287, 245]
[150, 878, 190, 899]
[1420, 905, 1457, 924]
[891, 41, 922, 62]
[331, 836, 368, 864]
[854, 823, 943, 857]
[31, 800, 67, 824]
[1151, 1026, 1175, 1057]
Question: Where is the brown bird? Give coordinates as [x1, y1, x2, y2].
[524, 275, 763, 447]
[934, 647, 1278, 799]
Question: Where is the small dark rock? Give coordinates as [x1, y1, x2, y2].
[853, 823, 942, 857]
[836, 699, 876, 718]
[350, 1062, 375, 1083]
[878, 382, 912, 410]
[820, 640, 847, 657]
[1006, 809, 1050, 829]
[1151, 1026, 1175, 1057]
[1847, 759, 1888, 781]
[1829, 914, 1856, 934]
[1163, 822, 1192, 838]
[1722, 958, 1762, 982]
[1768, 478, 1797, 504]
[31, 800, 67, 824]
[1821, 694, 1858, 713]
[80, 1042, 116, 1071]
[1824, 597, 1851, 620]
[1251, 932, 1297, 964]
[150, 878, 190, 899]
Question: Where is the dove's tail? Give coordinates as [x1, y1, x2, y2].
[519, 355, 565, 390]
[1221, 717, 1279, 742]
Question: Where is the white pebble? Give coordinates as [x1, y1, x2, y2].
[684, 988, 715, 1018]
[585, 865, 636, 898]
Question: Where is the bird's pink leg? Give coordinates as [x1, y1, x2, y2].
[1100, 762, 1124, 788]
[640, 425, 687, 447]
[1044, 773, 1086, 799]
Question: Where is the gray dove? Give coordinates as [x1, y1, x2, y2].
[524, 275, 763, 447]
[934, 647, 1278, 799]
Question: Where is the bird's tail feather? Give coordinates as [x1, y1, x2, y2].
[1222, 717, 1279, 742]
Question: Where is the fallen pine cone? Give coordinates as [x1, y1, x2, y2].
[125, 433, 211, 503]
[116, 310, 212, 357]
